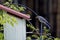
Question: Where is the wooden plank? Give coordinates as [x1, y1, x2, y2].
[0, 4, 30, 20]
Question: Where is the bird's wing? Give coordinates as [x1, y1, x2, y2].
[36, 16, 51, 29]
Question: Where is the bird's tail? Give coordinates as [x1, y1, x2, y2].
[46, 22, 52, 29]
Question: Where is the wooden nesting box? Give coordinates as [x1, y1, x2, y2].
[0, 4, 30, 40]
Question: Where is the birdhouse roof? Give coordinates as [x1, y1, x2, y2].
[0, 4, 30, 20]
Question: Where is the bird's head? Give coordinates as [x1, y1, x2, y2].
[36, 16, 40, 19]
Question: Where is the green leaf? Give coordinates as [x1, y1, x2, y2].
[0, 33, 4, 38]
[8, 0, 12, 2]
[26, 37, 31, 40]
[54, 38, 60, 40]
[4, 2, 10, 7]
[19, 7, 25, 12]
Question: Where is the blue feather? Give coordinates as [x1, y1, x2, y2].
[36, 16, 51, 29]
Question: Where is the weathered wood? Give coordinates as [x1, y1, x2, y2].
[0, 4, 30, 20]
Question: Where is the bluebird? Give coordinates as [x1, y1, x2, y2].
[16, 4, 51, 29]
[36, 16, 51, 29]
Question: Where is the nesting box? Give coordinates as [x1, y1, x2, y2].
[4, 16, 26, 40]
[0, 4, 30, 40]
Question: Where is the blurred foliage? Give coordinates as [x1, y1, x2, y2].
[26, 24, 60, 40]
[0, 10, 17, 26]
[4, 0, 26, 12]
[26, 37, 31, 40]
[0, 33, 4, 40]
